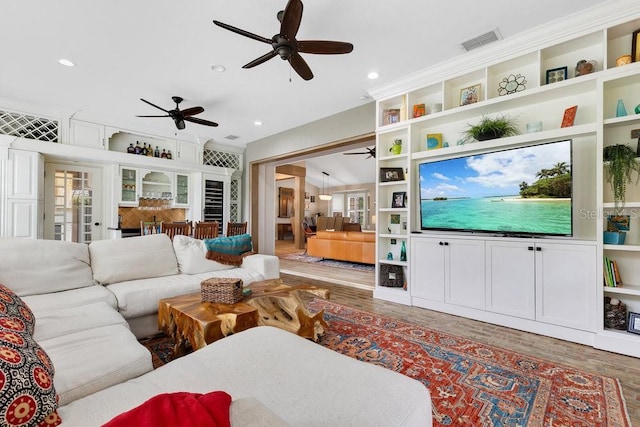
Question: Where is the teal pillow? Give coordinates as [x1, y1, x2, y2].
[204, 234, 253, 266]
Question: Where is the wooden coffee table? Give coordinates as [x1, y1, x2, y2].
[158, 279, 330, 357]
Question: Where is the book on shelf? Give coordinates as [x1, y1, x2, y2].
[603, 256, 623, 287]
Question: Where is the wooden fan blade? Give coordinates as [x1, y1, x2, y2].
[280, 0, 303, 39]
[289, 52, 313, 80]
[136, 115, 170, 118]
[298, 40, 354, 55]
[213, 20, 272, 44]
[243, 51, 278, 69]
[140, 98, 169, 112]
[181, 106, 204, 117]
[185, 116, 219, 127]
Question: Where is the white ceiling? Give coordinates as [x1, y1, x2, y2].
[0, 0, 606, 186]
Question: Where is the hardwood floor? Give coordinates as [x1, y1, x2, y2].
[274, 239, 640, 425]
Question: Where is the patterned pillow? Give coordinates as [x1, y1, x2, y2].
[0, 319, 61, 427]
[204, 234, 254, 266]
[0, 284, 35, 336]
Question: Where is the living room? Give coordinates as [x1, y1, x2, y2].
[1, 1, 640, 425]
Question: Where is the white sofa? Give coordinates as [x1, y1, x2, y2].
[0, 234, 432, 426]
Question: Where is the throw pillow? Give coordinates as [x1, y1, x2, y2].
[0, 284, 35, 336]
[172, 235, 234, 274]
[204, 234, 254, 266]
[0, 320, 61, 427]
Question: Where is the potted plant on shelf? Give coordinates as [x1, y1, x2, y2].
[462, 114, 519, 143]
[389, 139, 402, 155]
[604, 144, 640, 213]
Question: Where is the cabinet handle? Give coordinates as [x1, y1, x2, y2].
[536, 247, 542, 251]
[444, 242, 449, 246]
[439, 241, 444, 246]
[528, 246, 534, 251]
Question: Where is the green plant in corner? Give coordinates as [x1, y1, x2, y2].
[604, 144, 640, 212]
[462, 114, 520, 143]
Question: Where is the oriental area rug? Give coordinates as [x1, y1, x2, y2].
[279, 252, 375, 272]
[142, 300, 631, 427]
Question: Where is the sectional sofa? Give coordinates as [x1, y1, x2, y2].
[307, 230, 376, 264]
[0, 234, 432, 426]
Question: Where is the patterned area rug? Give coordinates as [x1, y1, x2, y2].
[279, 252, 374, 272]
[141, 300, 631, 426]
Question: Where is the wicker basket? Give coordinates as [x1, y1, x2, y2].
[201, 278, 244, 304]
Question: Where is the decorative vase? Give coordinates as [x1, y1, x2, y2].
[616, 99, 627, 117]
[390, 139, 402, 155]
[400, 241, 407, 261]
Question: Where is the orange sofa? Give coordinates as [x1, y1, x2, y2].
[306, 231, 375, 265]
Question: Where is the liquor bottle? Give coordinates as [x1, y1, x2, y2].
[141, 143, 148, 156]
[154, 146, 160, 157]
[134, 141, 142, 155]
[161, 149, 167, 159]
[166, 150, 173, 160]
[400, 241, 407, 261]
[146, 144, 153, 156]
[127, 143, 135, 154]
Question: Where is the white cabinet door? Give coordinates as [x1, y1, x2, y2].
[535, 243, 597, 331]
[70, 119, 105, 149]
[7, 150, 43, 199]
[485, 240, 536, 319]
[6, 199, 41, 238]
[177, 141, 199, 164]
[445, 239, 485, 310]
[410, 238, 445, 302]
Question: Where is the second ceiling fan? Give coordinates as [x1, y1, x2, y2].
[213, 0, 353, 81]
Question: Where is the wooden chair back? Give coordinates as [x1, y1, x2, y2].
[161, 222, 192, 240]
[193, 221, 219, 239]
[343, 222, 362, 232]
[141, 221, 162, 236]
[226, 221, 247, 236]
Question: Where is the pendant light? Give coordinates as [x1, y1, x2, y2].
[319, 171, 332, 201]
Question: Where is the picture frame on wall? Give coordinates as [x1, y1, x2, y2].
[380, 167, 405, 182]
[546, 66, 567, 84]
[460, 84, 480, 106]
[633, 29, 640, 62]
[391, 191, 407, 208]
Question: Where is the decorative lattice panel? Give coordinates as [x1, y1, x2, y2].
[229, 179, 240, 222]
[202, 149, 241, 169]
[0, 110, 59, 142]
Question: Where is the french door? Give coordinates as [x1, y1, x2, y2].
[44, 163, 103, 243]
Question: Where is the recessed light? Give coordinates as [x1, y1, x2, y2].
[254, 120, 263, 126]
[367, 71, 379, 80]
[211, 64, 226, 72]
[58, 59, 75, 67]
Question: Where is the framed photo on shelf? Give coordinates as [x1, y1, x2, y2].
[380, 167, 405, 182]
[379, 264, 405, 288]
[391, 191, 407, 208]
[561, 105, 578, 128]
[412, 103, 426, 118]
[628, 312, 640, 335]
[460, 84, 480, 106]
[545, 66, 567, 84]
[633, 29, 640, 62]
[383, 109, 401, 125]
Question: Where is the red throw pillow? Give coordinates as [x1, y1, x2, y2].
[104, 391, 231, 427]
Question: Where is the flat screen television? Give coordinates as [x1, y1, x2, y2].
[419, 140, 572, 237]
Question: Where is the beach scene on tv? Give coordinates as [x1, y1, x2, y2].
[419, 140, 572, 236]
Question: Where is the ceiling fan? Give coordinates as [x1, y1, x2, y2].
[344, 147, 376, 159]
[136, 96, 219, 130]
[213, 0, 353, 81]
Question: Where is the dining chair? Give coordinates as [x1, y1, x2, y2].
[226, 221, 247, 236]
[161, 222, 192, 240]
[193, 221, 220, 239]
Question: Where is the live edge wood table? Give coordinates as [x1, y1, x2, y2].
[158, 279, 330, 357]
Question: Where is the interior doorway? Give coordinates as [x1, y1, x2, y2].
[44, 163, 103, 243]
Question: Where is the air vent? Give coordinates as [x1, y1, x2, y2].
[460, 28, 502, 52]
[224, 134, 239, 140]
